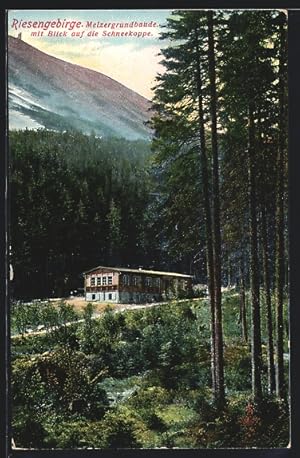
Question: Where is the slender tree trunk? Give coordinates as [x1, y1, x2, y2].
[285, 258, 289, 295]
[207, 11, 225, 408]
[261, 205, 276, 393]
[227, 255, 232, 287]
[239, 256, 248, 343]
[195, 27, 216, 396]
[275, 18, 287, 400]
[228, 257, 231, 287]
[45, 254, 49, 297]
[248, 105, 263, 403]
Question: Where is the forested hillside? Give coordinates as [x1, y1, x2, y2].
[10, 130, 156, 298]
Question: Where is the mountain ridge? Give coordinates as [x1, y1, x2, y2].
[8, 36, 152, 140]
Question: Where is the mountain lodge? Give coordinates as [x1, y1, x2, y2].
[83, 266, 193, 303]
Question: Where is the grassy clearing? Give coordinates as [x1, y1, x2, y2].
[158, 404, 195, 426]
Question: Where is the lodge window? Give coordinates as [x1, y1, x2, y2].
[123, 275, 130, 285]
[91, 277, 95, 286]
[154, 278, 161, 288]
[108, 293, 112, 300]
[133, 276, 140, 286]
[97, 277, 101, 286]
[145, 277, 152, 287]
[108, 276, 113, 285]
[102, 276, 107, 285]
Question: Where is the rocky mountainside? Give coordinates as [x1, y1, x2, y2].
[8, 36, 152, 140]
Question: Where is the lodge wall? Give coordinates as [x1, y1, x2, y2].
[84, 267, 192, 304]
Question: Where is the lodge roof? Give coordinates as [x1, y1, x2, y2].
[82, 265, 193, 279]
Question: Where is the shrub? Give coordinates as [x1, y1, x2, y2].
[224, 345, 252, 392]
[188, 400, 242, 448]
[12, 348, 109, 423]
[99, 407, 146, 448]
[13, 410, 47, 448]
[45, 419, 88, 449]
[239, 398, 290, 447]
[128, 386, 171, 410]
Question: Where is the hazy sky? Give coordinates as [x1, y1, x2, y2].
[8, 10, 173, 99]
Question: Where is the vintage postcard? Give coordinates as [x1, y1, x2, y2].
[7, 8, 290, 451]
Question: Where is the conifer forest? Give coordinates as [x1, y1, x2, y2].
[10, 10, 289, 449]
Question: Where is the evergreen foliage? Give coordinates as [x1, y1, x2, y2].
[10, 8, 289, 449]
[10, 130, 153, 298]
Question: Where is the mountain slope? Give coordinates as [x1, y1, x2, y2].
[8, 36, 152, 140]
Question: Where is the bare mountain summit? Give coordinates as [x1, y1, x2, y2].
[8, 36, 152, 140]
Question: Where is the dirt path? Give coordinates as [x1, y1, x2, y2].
[54, 296, 188, 313]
